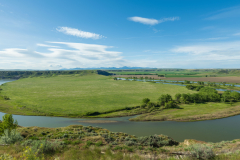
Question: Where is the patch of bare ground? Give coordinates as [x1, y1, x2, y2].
[112, 75, 164, 79]
[164, 76, 240, 83]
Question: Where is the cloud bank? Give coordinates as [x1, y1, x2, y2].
[0, 42, 124, 69]
[128, 16, 179, 25]
[57, 27, 104, 39]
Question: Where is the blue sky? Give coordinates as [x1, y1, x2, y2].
[1, 0, 240, 69]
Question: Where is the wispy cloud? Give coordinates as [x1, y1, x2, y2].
[171, 41, 240, 61]
[233, 32, 240, 36]
[37, 43, 59, 48]
[0, 42, 124, 69]
[205, 6, 240, 20]
[189, 37, 229, 41]
[56, 27, 105, 39]
[128, 16, 179, 25]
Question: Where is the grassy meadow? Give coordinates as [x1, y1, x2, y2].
[130, 102, 240, 121]
[0, 74, 196, 117]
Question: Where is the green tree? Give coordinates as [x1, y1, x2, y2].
[230, 91, 240, 101]
[0, 114, 18, 135]
[175, 93, 181, 102]
[158, 94, 172, 106]
[142, 98, 150, 104]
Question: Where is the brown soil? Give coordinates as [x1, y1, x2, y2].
[164, 77, 240, 83]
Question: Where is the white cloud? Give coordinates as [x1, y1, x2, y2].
[37, 43, 59, 48]
[0, 42, 126, 69]
[171, 41, 240, 61]
[205, 6, 240, 20]
[233, 32, 240, 36]
[128, 16, 179, 25]
[56, 27, 104, 39]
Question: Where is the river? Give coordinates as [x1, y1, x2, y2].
[1, 79, 240, 142]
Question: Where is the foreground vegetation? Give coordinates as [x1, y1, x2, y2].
[1, 114, 240, 160]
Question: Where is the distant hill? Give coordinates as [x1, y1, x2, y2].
[61, 66, 156, 70]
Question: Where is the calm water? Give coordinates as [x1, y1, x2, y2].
[1, 79, 240, 142]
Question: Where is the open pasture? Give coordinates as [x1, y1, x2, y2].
[0, 74, 196, 117]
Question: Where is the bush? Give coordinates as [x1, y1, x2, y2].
[137, 134, 178, 148]
[0, 114, 18, 135]
[21, 139, 63, 154]
[95, 141, 103, 147]
[0, 129, 23, 144]
[165, 101, 178, 109]
[190, 144, 215, 160]
[0, 153, 15, 160]
[142, 98, 150, 104]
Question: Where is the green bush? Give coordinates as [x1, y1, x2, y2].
[95, 141, 103, 146]
[165, 101, 178, 109]
[0, 153, 15, 160]
[0, 114, 18, 135]
[142, 98, 150, 104]
[21, 139, 63, 154]
[137, 134, 178, 148]
[190, 144, 215, 160]
[0, 129, 23, 144]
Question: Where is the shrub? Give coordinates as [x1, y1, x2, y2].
[21, 146, 44, 160]
[175, 93, 181, 102]
[142, 98, 150, 104]
[21, 139, 63, 154]
[165, 101, 178, 109]
[190, 144, 215, 160]
[95, 141, 103, 147]
[137, 134, 178, 148]
[0, 153, 16, 160]
[0, 129, 23, 144]
[86, 140, 94, 147]
[0, 114, 18, 135]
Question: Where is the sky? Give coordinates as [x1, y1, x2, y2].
[1, 0, 240, 69]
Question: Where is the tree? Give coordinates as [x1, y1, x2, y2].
[142, 98, 150, 104]
[0, 114, 18, 135]
[230, 91, 240, 101]
[175, 93, 181, 102]
[222, 90, 232, 102]
[158, 94, 172, 106]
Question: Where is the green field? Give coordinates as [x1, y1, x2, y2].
[0, 74, 196, 117]
[130, 102, 240, 121]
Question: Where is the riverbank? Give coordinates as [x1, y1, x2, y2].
[129, 102, 240, 121]
[1, 124, 240, 160]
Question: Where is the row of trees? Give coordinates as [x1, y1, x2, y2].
[141, 87, 240, 110]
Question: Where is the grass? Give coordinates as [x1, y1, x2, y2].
[0, 74, 196, 117]
[1, 124, 240, 159]
[130, 102, 240, 121]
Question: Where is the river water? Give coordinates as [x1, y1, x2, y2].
[1, 79, 240, 142]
